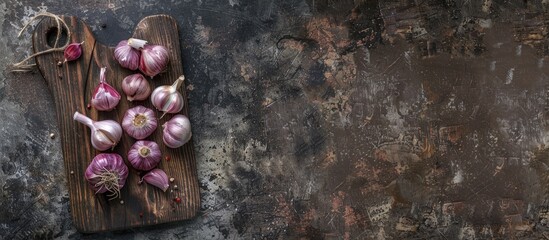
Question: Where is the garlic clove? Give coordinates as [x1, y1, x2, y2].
[153, 89, 183, 113]
[139, 44, 169, 78]
[91, 83, 121, 111]
[151, 75, 185, 117]
[95, 120, 123, 148]
[64, 41, 83, 62]
[140, 168, 169, 192]
[92, 129, 116, 151]
[91, 67, 121, 111]
[162, 114, 192, 148]
[121, 73, 151, 101]
[114, 40, 140, 70]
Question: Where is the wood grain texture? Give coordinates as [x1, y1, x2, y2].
[32, 15, 199, 233]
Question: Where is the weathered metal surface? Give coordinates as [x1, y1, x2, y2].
[2, 0, 549, 239]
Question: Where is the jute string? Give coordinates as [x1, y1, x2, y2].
[10, 12, 72, 72]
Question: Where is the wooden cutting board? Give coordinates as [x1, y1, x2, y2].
[32, 15, 200, 233]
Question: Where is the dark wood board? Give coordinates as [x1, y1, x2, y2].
[31, 15, 199, 233]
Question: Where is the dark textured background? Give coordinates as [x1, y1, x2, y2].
[2, 0, 549, 239]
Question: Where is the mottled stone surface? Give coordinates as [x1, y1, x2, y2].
[2, 0, 549, 239]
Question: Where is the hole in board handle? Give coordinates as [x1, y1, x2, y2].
[46, 27, 68, 48]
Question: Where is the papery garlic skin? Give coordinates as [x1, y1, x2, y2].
[122, 106, 158, 139]
[151, 75, 185, 116]
[85, 153, 128, 198]
[121, 73, 151, 101]
[140, 168, 169, 192]
[74, 112, 123, 151]
[114, 40, 140, 70]
[163, 114, 192, 148]
[91, 67, 121, 111]
[64, 42, 83, 62]
[128, 38, 148, 49]
[128, 141, 161, 171]
[139, 44, 169, 78]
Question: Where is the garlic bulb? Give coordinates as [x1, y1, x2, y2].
[64, 41, 83, 62]
[73, 111, 122, 151]
[91, 67, 121, 111]
[162, 114, 192, 148]
[128, 141, 161, 171]
[122, 106, 157, 139]
[139, 44, 169, 78]
[140, 168, 169, 192]
[151, 75, 185, 117]
[121, 73, 151, 101]
[85, 153, 128, 199]
[114, 40, 140, 70]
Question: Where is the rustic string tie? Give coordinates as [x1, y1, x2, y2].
[10, 12, 72, 72]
